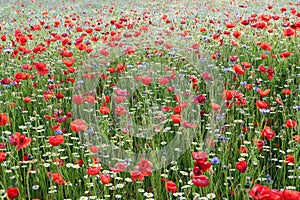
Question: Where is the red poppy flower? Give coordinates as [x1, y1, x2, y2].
[15, 72, 30, 80]
[253, 21, 268, 29]
[183, 121, 197, 128]
[18, 36, 28, 45]
[164, 43, 173, 50]
[22, 152, 30, 161]
[0, 152, 6, 162]
[244, 84, 253, 90]
[93, 157, 101, 164]
[285, 119, 297, 129]
[63, 58, 75, 67]
[99, 106, 110, 114]
[72, 95, 85, 105]
[210, 102, 221, 112]
[170, 114, 182, 123]
[285, 154, 295, 164]
[137, 158, 153, 176]
[260, 14, 272, 22]
[256, 100, 269, 109]
[87, 166, 101, 176]
[236, 160, 248, 173]
[238, 145, 248, 153]
[34, 62, 49, 75]
[0, 113, 9, 126]
[253, 139, 265, 152]
[241, 19, 249, 26]
[168, 86, 175, 92]
[89, 145, 100, 153]
[192, 152, 208, 163]
[260, 42, 272, 51]
[249, 184, 279, 200]
[172, 106, 183, 114]
[282, 189, 300, 200]
[86, 95, 96, 104]
[191, 42, 200, 49]
[109, 162, 128, 172]
[226, 22, 236, 28]
[7, 188, 19, 199]
[50, 123, 60, 130]
[233, 31, 242, 39]
[295, 21, 300, 28]
[115, 88, 129, 96]
[266, 67, 275, 80]
[123, 46, 135, 55]
[211, 54, 217, 59]
[231, 40, 239, 46]
[1, 34, 6, 41]
[140, 76, 152, 85]
[130, 170, 144, 181]
[158, 77, 169, 85]
[258, 89, 270, 97]
[258, 65, 267, 74]
[49, 135, 64, 146]
[114, 96, 127, 103]
[56, 92, 64, 99]
[115, 63, 126, 73]
[100, 173, 111, 184]
[162, 106, 171, 112]
[165, 180, 177, 193]
[283, 28, 295, 36]
[0, 141, 6, 148]
[222, 90, 233, 100]
[43, 90, 54, 100]
[70, 119, 88, 132]
[75, 43, 86, 51]
[10, 132, 31, 150]
[261, 126, 276, 140]
[233, 64, 245, 75]
[200, 71, 212, 81]
[282, 88, 291, 95]
[194, 161, 211, 173]
[279, 51, 291, 58]
[47, 172, 66, 185]
[193, 94, 206, 104]
[114, 105, 127, 115]
[75, 159, 83, 166]
[241, 62, 252, 69]
[99, 49, 110, 56]
[192, 175, 210, 187]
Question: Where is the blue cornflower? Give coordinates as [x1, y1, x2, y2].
[87, 129, 94, 134]
[223, 68, 233, 72]
[218, 136, 229, 142]
[211, 157, 220, 165]
[259, 109, 270, 114]
[77, 80, 84, 85]
[4, 49, 13, 53]
[240, 81, 247, 86]
[200, 58, 206, 62]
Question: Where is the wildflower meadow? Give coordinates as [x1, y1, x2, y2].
[0, 0, 299, 199]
